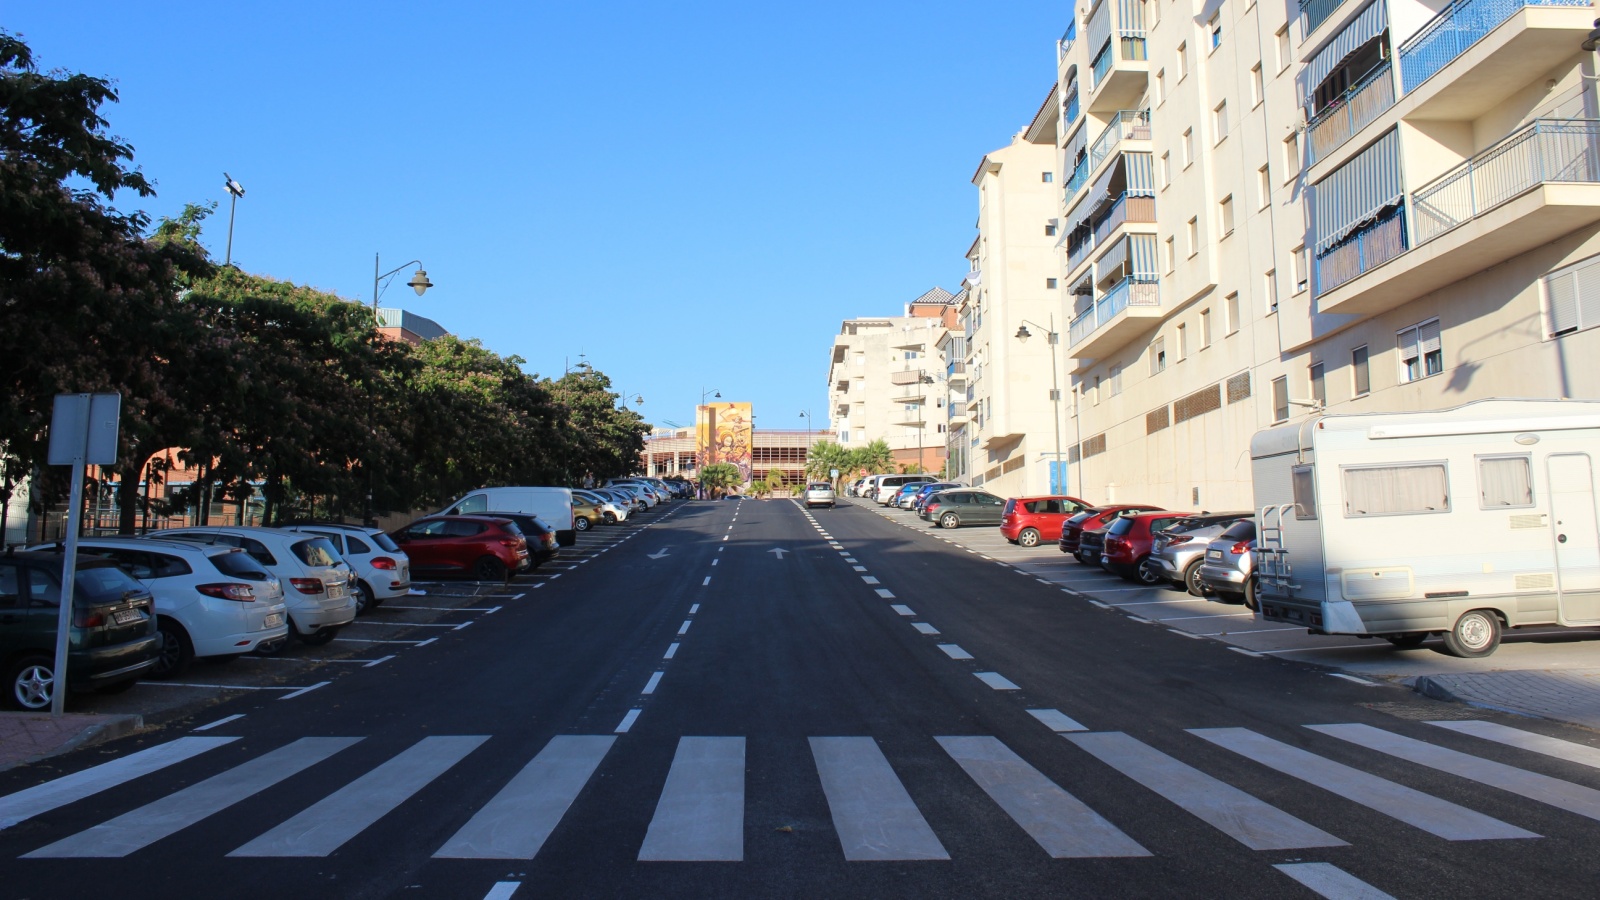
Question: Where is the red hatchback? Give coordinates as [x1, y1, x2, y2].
[1000, 496, 1091, 547]
[1101, 511, 1193, 583]
[1058, 505, 1161, 557]
[390, 515, 529, 582]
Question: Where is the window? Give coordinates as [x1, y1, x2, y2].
[1159, 152, 1171, 188]
[1265, 269, 1278, 313]
[1177, 42, 1188, 79]
[1176, 323, 1188, 360]
[1209, 13, 1222, 49]
[1046, 278, 1058, 289]
[1275, 26, 1290, 72]
[1250, 63, 1263, 107]
[1186, 217, 1198, 257]
[1257, 165, 1271, 209]
[1110, 364, 1123, 396]
[1150, 0, 1161, 26]
[1214, 101, 1228, 142]
[1283, 133, 1300, 178]
[1309, 361, 1325, 405]
[1291, 465, 1318, 519]
[1200, 309, 1213, 348]
[1219, 195, 1234, 237]
[1351, 345, 1370, 395]
[1293, 245, 1309, 293]
[1225, 292, 1240, 334]
[1542, 253, 1600, 337]
[1092, 375, 1102, 405]
[1164, 236, 1176, 273]
[1272, 376, 1289, 421]
[1151, 337, 1168, 374]
[1479, 455, 1534, 508]
[1182, 129, 1194, 167]
[1156, 70, 1166, 105]
[1342, 463, 1451, 516]
[1398, 319, 1444, 382]
[1042, 171, 1054, 183]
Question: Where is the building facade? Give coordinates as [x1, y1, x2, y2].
[640, 428, 835, 487]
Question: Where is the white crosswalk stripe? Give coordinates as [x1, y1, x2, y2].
[810, 736, 948, 861]
[638, 737, 745, 861]
[434, 734, 615, 859]
[0, 736, 238, 831]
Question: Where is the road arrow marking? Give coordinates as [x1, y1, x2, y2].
[768, 548, 789, 560]
[648, 548, 671, 560]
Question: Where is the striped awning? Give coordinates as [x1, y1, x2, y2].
[1117, 0, 1146, 37]
[1098, 235, 1130, 276]
[1312, 127, 1404, 254]
[1087, 0, 1112, 52]
[1302, 1, 1386, 107]
[1129, 234, 1159, 279]
[1064, 122, 1088, 171]
[1126, 152, 1154, 196]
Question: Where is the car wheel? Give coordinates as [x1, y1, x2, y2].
[1442, 610, 1501, 658]
[153, 617, 195, 679]
[297, 626, 339, 647]
[575, 516, 591, 532]
[1018, 528, 1041, 548]
[359, 580, 383, 611]
[1183, 560, 1207, 596]
[603, 511, 617, 524]
[939, 513, 960, 529]
[1384, 633, 1428, 648]
[474, 556, 509, 582]
[1242, 576, 1261, 612]
[1134, 558, 1164, 586]
[350, 579, 372, 616]
[3, 654, 53, 711]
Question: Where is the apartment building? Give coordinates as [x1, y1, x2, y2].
[1046, 0, 1600, 510]
[958, 115, 1075, 498]
[826, 290, 958, 472]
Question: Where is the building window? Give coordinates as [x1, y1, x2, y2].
[1110, 364, 1123, 396]
[1257, 165, 1270, 209]
[1293, 245, 1309, 293]
[1225, 292, 1240, 334]
[1219, 195, 1234, 237]
[1272, 375, 1289, 421]
[1150, 0, 1161, 26]
[1165, 236, 1176, 273]
[1092, 375, 1101, 405]
[1275, 26, 1290, 72]
[1046, 278, 1058, 289]
[1176, 323, 1188, 360]
[1309, 361, 1326, 405]
[1042, 171, 1054, 183]
[1250, 63, 1263, 107]
[1200, 309, 1213, 348]
[1209, 13, 1222, 49]
[1343, 463, 1451, 517]
[1214, 101, 1228, 143]
[1283, 133, 1300, 178]
[1151, 337, 1168, 374]
[1045, 223, 1057, 237]
[1177, 42, 1188, 79]
[1398, 319, 1444, 382]
[1182, 129, 1194, 167]
[1542, 253, 1600, 337]
[1156, 69, 1166, 105]
[1265, 269, 1278, 313]
[1186, 217, 1198, 257]
[1159, 152, 1171, 188]
[1351, 345, 1370, 396]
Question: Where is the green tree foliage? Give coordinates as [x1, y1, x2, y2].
[698, 462, 741, 498]
[855, 439, 894, 475]
[804, 440, 851, 486]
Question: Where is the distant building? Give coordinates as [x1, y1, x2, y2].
[641, 426, 835, 487]
[376, 307, 449, 346]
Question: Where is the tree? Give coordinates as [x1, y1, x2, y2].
[856, 439, 894, 475]
[699, 463, 741, 498]
[804, 440, 851, 487]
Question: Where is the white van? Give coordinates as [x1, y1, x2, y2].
[441, 487, 577, 546]
[1251, 398, 1600, 658]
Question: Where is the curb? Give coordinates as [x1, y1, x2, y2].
[0, 714, 145, 774]
[1413, 675, 1542, 720]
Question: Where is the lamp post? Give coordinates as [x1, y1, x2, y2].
[1014, 315, 1065, 495]
[372, 254, 433, 327]
[798, 409, 812, 486]
[222, 173, 245, 267]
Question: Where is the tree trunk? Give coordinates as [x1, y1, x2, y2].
[115, 446, 157, 535]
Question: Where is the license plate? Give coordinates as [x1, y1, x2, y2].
[1208, 549, 1222, 559]
[263, 613, 283, 628]
[326, 584, 346, 599]
[113, 608, 143, 625]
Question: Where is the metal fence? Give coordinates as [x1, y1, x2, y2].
[1300, 0, 1351, 36]
[1306, 60, 1395, 165]
[1411, 118, 1600, 244]
[1398, 0, 1589, 92]
[1058, 20, 1077, 63]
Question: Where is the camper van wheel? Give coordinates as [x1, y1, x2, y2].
[1242, 577, 1260, 612]
[1443, 610, 1501, 658]
[1383, 633, 1428, 648]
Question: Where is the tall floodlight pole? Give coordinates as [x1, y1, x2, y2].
[223, 173, 245, 266]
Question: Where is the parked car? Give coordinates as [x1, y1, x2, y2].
[1057, 509, 1103, 555]
[911, 482, 963, 514]
[1000, 496, 1092, 547]
[804, 483, 836, 509]
[596, 486, 645, 515]
[30, 538, 289, 677]
[391, 515, 529, 582]
[1198, 520, 1258, 609]
[892, 483, 925, 509]
[1145, 512, 1255, 595]
[1100, 511, 1193, 584]
[282, 523, 412, 614]
[2, 551, 162, 710]
[572, 489, 628, 524]
[1061, 506, 1164, 563]
[924, 490, 1006, 528]
[876, 475, 936, 505]
[153, 526, 357, 645]
[481, 512, 559, 568]
[571, 495, 605, 532]
[440, 487, 576, 546]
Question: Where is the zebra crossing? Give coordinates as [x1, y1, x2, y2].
[3, 717, 1599, 869]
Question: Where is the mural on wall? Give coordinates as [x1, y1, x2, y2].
[696, 402, 754, 482]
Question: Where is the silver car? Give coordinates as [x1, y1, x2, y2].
[1197, 519, 1258, 610]
[1145, 512, 1253, 595]
[804, 482, 836, 509]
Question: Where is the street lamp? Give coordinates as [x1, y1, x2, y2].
[372, 253, 433, 325]
[799, 410, 812, 486]
[222, 173, 245, 267]
[1014, 315, 1065, 495]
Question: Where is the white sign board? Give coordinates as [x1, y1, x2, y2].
[48, 393, 121, 465]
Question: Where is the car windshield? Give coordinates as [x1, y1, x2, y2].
[291, 538, 342, 568]
[74, 563, 146, 604]
[1220, 520, 1256, 541]
[1106, 518, 1135, 536]
[369, 531, 402, 552]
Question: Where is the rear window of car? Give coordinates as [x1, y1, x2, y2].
[211, 550, 270, 579]
[1149, 516, 1183, 533]
[443, 520, 486, 537]
[1219, 520, 1257, 541]
[499, 520, 525, 537]
[74, 563, 145, 604]
[1106, 518, 1135, 536]
[1066, 511, 1094, 526]
[809, 484, 832, 491]
[291, 538, 342, 567]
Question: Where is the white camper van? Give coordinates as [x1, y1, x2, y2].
[440, 487, 577, 546]
[1250, 399, 1600, 658]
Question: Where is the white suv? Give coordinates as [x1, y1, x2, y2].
[804, 483, 836, 509]
[282, 523, 412, 614]
[151, 526, 357, 645]
[30, 537, 290, 677]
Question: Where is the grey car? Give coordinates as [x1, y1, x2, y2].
[1197, 519, 1258, 609]
[924, 490, 1006, 529]
[1145, 512, 1253, 595]
[804, 483, 836, 509]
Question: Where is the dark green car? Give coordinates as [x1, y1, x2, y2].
[924, 490, 1007, 529]
[1, 551, 161, 711]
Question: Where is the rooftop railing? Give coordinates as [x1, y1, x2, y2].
[1398, 0, 1589, 92]
[1306, 60, 1395, 165]
[1058, 20, 1078, 62]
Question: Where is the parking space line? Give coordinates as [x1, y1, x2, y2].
[615, 710, 643, 733]
[332, 638, 430, 645]
[281, 681, 331, 700]
[643, 672, 664, 694]
[665, 643, 679, 659]
[363, 655, 396, 667]
[193, 714, 246, 732]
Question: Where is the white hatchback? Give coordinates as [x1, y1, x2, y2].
[282, 523, 412, 614]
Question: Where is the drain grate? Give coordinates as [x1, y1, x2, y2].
[1362, 701, 1482, 721]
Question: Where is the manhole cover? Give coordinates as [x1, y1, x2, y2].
[1362, 701, 1482, 721]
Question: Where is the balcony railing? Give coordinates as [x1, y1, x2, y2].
[1068, 276, 1160, 347]
[1064, 91, 1081, 127]
[1058, 20, 1078, 62]
[1068, 234, 1095, 273]
[1306, 60, 1395, 165]
[1089, 109, 1151, 173]
[1314, 204, 1407, 293]
[1301, 0, 1350, 36]
[1066, 159, 1089, 196]
[1091, 40, 1115, 86]
[1092, 193, 1156, 245]
[947, 361, 966, 380]
[1411, 118, 1600, 244]
[1398, 0, 1589, 92]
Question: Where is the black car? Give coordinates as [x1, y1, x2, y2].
[481, 511, 560, 568]
[924, 490, 1006, 529]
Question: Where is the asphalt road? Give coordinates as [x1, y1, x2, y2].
[4, 498, 1600, 898]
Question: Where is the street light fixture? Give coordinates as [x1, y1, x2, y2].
[799, 409, 812, 486]
[222, 173, 245, 267]
[1014, 315, 1066, 495]
[372, 253, 433, 325]
[698, 388, 723, 476]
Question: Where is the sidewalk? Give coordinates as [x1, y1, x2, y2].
[0, 712, 144, 773]
[1414, 668, 1600, 730]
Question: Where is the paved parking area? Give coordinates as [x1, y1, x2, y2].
[845, 496, 1600, 684]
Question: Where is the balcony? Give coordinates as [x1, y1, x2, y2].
[1065, 159, 1090, 201]
[1067, 232, 1095, 276]
[1086, 0, 1148, 113]
[1089, 109, 1151, 174]
[1063, 91, 1081, 129]
[1301, 0, 1351, 38]
[1057, 20, 1077, 65]
[946, 361, 966, 385]
[1092, 193, 1155, 246]
[1398, 0, 1591, 119]
[1306, 60, 1395, 166]
[1067, 276, 1161, 364]
[1314, 204, 1408, 295]
[1318, 119, 1600, 316]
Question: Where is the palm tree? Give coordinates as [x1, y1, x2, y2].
[857, 439, 894, 475]
[699, 462, 741, 498]
[805, 440, 850, 485]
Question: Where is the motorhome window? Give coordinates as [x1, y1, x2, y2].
[1478, 455, 1534, 508]
[1291, 465, 1317, 519]
[1342, 463, 1450, 517]
[455, 494, 488, 514]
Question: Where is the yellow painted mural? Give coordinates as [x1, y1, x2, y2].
[696, 402, 754, 482]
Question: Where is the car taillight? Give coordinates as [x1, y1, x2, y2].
[1165, 536, 1192, 546]
[289, 578, 325, 594]
[370, 557, 396, 570]
[499, 538, 521, 548]
[1231, 541, 1251, 555]
[73, 610, 106, 627]
[197, 583, 256, 602]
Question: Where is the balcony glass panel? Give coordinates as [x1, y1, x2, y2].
[1089, 109, 1152, 172]
[1068, 277, 1160, 347]
[1066, 159, 1090, 196]
[1398, 0, 1589, 92]
[1412, 118, 1600, 244]
[1314, 203, 1407, 293]
[1058, 19, 1078, 61]
[1306, 59, 1395, 165]
[1091, 40, 1115, 86]
[1064, 90, 1081, 127]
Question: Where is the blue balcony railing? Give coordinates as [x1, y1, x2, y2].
[1300, 0, 1350, 36]
[1091, 40, 1114, 86]
[1064, 91, 1081, 127]
[1398, 0, 1588, 93]
[1068, 277, 1160, 348]
[1058, 20, 1078, 62]
[1314, 204, 1407, 293]
[1066, 159, 1089, 196]
[1306, 60, 1395, 165]
[1068, 235, 1095, 274]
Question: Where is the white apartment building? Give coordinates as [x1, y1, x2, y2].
[1043, 0, 1600, 510]
[957, 117, 1076, 498]
[826, 290, 957, 472]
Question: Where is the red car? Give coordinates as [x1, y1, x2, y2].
[1101, 511, 1193, 583]
[999, 496, 1091, 547]
[1059, 505, 1164, 560]
[390, 515, 528, 582]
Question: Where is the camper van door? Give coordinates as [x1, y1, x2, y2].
[1550, 454, 1600, 624]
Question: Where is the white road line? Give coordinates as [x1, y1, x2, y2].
[975, 672, 1020, 690]
[678, 620, 692, 635]
[1229, 647, 1265, 658]
[281, 681, 331, 700]
[937, 736, 1148, 858]
[702, 576, 711, 586]
[436, 735, 617, 858]
[1036, 579, 1053, 585]
[1260, 644, 1384, 654]
[483, 882, 521, 900]
[689, 604, 700, 614]
[1429, 720, 1600, 769]
[1168, 629, 1203, 639]
[809, 737, 948, 861]
[638, 737, 745, 861]
[193, 714, 245, 732]
[1274, 863, 1397, 900]
[862, 576, 880, 585]
[142, 681, 294, 691]
[875, 589, 896, 599]
[231, 735, 488, 857]
[332, 638, 430, 645]
[1088, 600, 1110, 609]
[453, 621, 473, 631]
[1027, 709, 1087, 732]
[664, 643, 679, 659]
[363, 655, 396, 668]
[614, 710, 643, 733]
[643, 672, 664, 694]
[416, 638, 438, 647]
[852, 566, 868, 572]
[912, 623, 940, 635]
[1065, 732, 1345, 850]
[937, 644, 973, 660]
[1194, 626, 1300, 636]
[1329, 673, 1379, 686]
[1126, 616, 1156, 624]
[712, 559, 718, 566]
[890, 605, 915, 616]
[1113, 598, 1210, 606]
[0, 737, 239, 831]
[1159, 612, 1254, 621]
[25, 737, 362, 857]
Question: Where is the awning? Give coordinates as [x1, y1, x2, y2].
[1098, 235, 1130, 277]
[962, 269, 982, 288]
[1129, 234, 1159, 279]
[1087, 0, 1112, 53]
[1125, 151, 1154, 196]
[1302, 1, 1386, 107]
[1312, 127, 1404, 254]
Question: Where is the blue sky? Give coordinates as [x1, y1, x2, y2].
[9, 1, 1064, 432]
